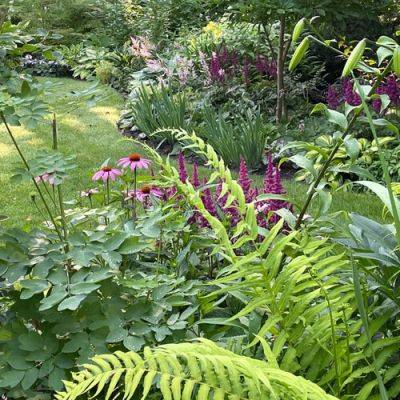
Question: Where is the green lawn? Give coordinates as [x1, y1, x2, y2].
[0, 77, 383, 229]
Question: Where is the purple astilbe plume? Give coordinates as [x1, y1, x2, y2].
[178, 152, 188, 183]
[175, 56, 194, 85]
[201, 178, 217, 216]
[267, 60, 277, 78]
[220, 45, 229, 65]
[385, 75, 400, 105]
[372, 75, 400, 113]
[199, 51, 212, 85]
[238, 157, 252, 201]
[216, 179, 228, 208]
[210, 51, 225, 82]
[272, 166, 284, 195]
[191, 162, 200, 188]
[263, 155, 275, 194]
[230, 50, 239, 73]
[327, 85, 340, 109]
[342, 79, 361, 106]
[255, 54, 268, 76]
[242, 57, 251, 85]
[372, 85, 385, 113]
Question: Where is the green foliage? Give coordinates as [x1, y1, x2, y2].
[9, 0, 101, 45]
[56, 339, 338, 400]
[200, 107, 275, 169]
[130, 85, 190, 144]
[284, 134, 394, 189]
[0, 204, 207, 398]
[0, 21, 52, 128]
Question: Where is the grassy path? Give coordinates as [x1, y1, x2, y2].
[0, 78, 135, 228]
[0, 77, 383, 229]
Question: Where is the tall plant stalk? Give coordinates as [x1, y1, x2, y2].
[294, 43, 393, 229]
[0, 112, 64, 241]
[353, 76, 400, 243]
[52, 115, 69, 244]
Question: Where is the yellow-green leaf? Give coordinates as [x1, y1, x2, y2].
[342, 39, 366, 77]
[289, 37, 310, 71]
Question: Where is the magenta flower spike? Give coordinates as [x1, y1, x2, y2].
[264, 155, 275, 194]
[117, 153, 151, 171]
[342, 78, 361, 106]
[201, 178, 217, 217]
[273, 166, 284, 195]
[242, 57, 250, 85]
[327, 85, 340, 109]
[92, 166, 122, 182]
[238, 157, 252, 201]
[178, 152, 188, 183]
[192, 162, 200, 188]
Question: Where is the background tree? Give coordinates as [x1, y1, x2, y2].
[226, 0, 395, 124]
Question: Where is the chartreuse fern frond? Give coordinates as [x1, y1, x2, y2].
[56, 339, 339, 400]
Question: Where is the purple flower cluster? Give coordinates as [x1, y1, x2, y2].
[255, 55, 277, 79]
[342, 79, 361, 106]
[327, 85, 341, 109]
[326, 75, 400, 113]
[204, 45, 277, 85]
[177, 153, 290, 229]
[372, 75, 400, 113]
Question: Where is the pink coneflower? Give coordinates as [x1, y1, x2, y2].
[80, 188, 99, 197]
[92, 166, 122, 182]
[126, 186, 163, 202]
[117, 153, 151, 171]
[35, 173, 56, 185]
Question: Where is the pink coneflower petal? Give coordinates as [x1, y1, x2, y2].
[117, 153, 151, 171]
[93, 166, 122, 182]
[127, 186, 163, 202]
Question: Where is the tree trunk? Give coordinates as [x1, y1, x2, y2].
[276, 15, 287, 124]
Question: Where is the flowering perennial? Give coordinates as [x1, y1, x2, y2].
[175, 154, 290, 228]
[326, 75, 400, 112]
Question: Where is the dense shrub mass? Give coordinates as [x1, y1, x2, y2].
[1, 2, 400, 400]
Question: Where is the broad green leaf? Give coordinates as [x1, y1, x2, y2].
[357, 181, 400, 218]
[57, 294, 86, 311]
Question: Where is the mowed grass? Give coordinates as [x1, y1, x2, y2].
[0, 77, 383, 229]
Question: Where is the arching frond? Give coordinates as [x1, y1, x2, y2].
[56, 339, 339, 400]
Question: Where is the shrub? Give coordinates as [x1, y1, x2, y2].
[95, 60, 116, 84]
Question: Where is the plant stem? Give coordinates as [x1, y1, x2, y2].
[352, 259, 389, 400]
[52, 113, 58, 150]
[133, 168, 137, 220]
[57, 186, 69, 246]
[353, 76, 400, 243]
[294, 55, 393, 229]
[0, 112, 64, 241]
[106, 178, 110, 205]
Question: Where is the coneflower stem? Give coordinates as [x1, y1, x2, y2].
[0, 112, 64, 241]
[133, 168, 137, 220]
[106, 179, 110, 205]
